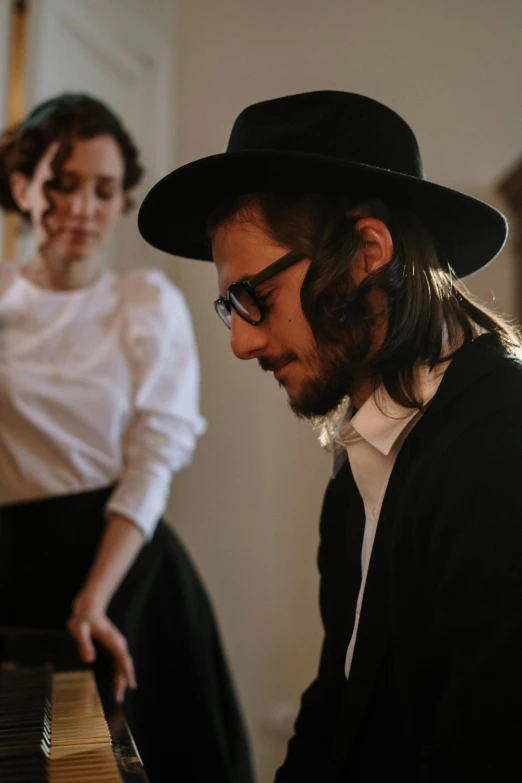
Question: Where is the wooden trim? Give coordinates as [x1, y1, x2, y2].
[498, 157, 522, 320]
[499, 157, 522, 214]
[3, 0, 29, 262]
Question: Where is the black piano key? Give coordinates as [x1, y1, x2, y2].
[0, 666, 51, 782]
[0, 629, 150, 782]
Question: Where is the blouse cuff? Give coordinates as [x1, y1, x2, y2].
[106, 467, 172, 540]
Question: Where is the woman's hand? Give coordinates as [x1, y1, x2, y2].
[67, 513, 144, 702]
[67, 598, 137, 703]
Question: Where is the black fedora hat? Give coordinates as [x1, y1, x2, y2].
[138, 91, 507, 277]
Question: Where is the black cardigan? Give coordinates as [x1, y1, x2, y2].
[275, 333, 522, 782]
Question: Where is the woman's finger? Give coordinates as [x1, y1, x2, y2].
[68, 618, 96, 663]
[114, 671, 128, 704]
[93, 621, 137, 691]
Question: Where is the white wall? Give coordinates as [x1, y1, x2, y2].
[164, 3, 522, 781]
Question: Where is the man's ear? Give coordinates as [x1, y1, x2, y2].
[350, 217, 394, 287]
[9, 171, 31, 214]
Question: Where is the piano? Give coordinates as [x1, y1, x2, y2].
[0, 627, 149, 782]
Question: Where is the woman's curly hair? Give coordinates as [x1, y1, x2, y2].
[0, 93, 144, 218]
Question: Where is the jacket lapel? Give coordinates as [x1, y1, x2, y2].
[330, 333, 512, 766]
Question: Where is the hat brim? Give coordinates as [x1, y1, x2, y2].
[138, 150, 507, 278]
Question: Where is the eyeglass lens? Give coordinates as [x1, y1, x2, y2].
[229, 286, 262, 324]
[215, 299, 232, 327]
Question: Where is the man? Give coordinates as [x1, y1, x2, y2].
[138, 91, 522, 781]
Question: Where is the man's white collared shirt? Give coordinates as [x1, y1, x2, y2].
[331, 367, 447, 678]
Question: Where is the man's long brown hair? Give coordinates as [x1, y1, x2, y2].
[208, 191, 521, 409]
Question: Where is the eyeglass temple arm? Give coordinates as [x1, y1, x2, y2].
[248, 250, 305, 288]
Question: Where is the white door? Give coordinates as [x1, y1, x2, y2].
[19, 0, 176, 273]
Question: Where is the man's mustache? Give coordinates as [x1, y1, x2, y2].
[258, 351, 298, 373]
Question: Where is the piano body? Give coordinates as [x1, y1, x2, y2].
[0, 627, 149, 782]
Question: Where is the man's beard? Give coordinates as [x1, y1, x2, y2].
[258, 342, 357, 420]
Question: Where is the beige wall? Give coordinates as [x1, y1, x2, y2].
[164, 3, 522, 781]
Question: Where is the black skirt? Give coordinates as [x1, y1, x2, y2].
[0, 486, 253, 783]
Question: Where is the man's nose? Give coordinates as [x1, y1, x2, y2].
[230, 312, 269, 360]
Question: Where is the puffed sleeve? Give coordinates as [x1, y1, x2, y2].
[106, 268, 206, 539]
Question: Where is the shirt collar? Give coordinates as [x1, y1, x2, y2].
[318, 363, 449, 476]
[338, 363, 448, 456]
[339, 393, 418, 456]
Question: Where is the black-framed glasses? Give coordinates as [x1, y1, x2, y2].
[214, 249, 305, 329]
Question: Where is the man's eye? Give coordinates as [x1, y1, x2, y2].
[257, 290, 274, 308]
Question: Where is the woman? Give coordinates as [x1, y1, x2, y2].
[0, 93, 252, 783]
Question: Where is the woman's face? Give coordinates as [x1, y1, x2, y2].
[12, 133, 127, 262]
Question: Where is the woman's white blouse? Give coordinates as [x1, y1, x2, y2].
[0, 263, 206, 538]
